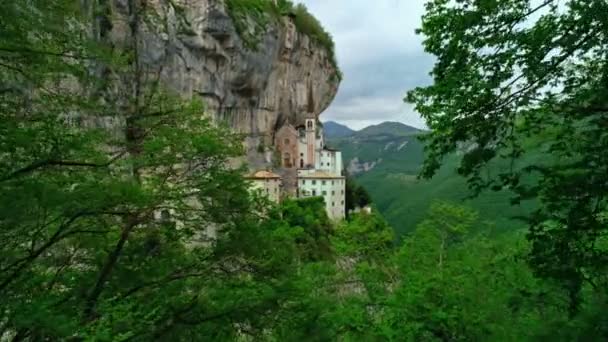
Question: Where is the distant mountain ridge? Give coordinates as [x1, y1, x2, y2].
[323, 121, 355, 138]
[357, 122, 423, 137]
[323, 121, 423, 140]
[326, 121, 534, 237]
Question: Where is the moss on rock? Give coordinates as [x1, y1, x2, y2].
[225, 0, 341, 80]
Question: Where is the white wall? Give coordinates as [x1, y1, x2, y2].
[316, 126, 325, 150]
[298, 177, 345, 220]
[297, 138, 307, 169]
[315, 150, 343, 176]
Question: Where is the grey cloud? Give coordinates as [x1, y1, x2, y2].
[297, 0, 434, 130]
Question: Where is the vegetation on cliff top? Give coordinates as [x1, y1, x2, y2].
[225, 0, 342, 80]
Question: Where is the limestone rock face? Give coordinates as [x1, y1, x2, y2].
[109, 0, 340, 152]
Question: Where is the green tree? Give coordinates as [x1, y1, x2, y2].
[0, 1, 328, 340]
[281, 197, 334, 261]
[269, 211, 395, 341]
[345, 175, 372, 216]
[382, 203, 567, 340]
[408, 0, 608, 306]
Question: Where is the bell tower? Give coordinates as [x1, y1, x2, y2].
[305, 82, 316, 167]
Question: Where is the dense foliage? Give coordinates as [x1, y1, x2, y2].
[407, 0, 608, 309]
[344, 175, 372, 216]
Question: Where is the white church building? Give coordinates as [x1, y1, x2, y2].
[270, 84, 346, 220]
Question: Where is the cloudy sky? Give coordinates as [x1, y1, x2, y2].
[297, 0, 435, 130]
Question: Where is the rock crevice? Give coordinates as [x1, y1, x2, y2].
[109, 0, 340, 152]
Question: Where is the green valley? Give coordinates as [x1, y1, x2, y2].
[326, 121, 536, 236]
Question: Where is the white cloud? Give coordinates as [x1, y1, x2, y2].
[296, 0, 434, 130]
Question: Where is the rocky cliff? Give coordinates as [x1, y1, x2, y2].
[108, 0, 340, 158]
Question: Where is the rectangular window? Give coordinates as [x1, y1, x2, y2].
[322, 180, 326, 185]
[341, 200, 344, 205]
[312, 180, 316, 185]
[302, 180, 306, 185]
[341, 190, 344, 195]
[312, 190, 317, 196]
[332, 202, 335, 206]
[332, 181, 334, 185]
[332, 191, 335, 195]
[322, 191, 327, 196]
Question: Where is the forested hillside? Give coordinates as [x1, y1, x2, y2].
[322, 121, 354, 138]
[327, 123, 537, 236]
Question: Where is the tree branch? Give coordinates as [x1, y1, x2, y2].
[0, 46, 95, 60]
[84, 214, 139, 320]
[1, 152, 125, 182]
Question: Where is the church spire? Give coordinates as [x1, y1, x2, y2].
[307, 80, 315, 116]
[304, 80, 316, 167]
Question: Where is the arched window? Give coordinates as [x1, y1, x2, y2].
[283, 152, 292, 168]
[307, 121, 313, 129]
[300, 159, 304, 168]
[160, 210, 171, 222]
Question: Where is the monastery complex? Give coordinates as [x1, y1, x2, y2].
[246, 86, 345, 220]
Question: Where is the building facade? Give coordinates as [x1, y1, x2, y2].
[315, 147, 342, 175]
[298, 170, 345, 220]
[269, 83, 346, 220]
[246, 170, 282, 203]
[275, 125, 299, 169]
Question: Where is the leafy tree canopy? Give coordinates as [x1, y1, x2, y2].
[407, 0, 608, 304]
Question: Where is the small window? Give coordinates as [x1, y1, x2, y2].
[341, 190, 345, 195]
[341, 200, 344, 205]
[302, 180, 306, 185]
[284, 138, 290, 145]
[332, 191, 335, 195]
[322, 191, 327, 196]
[332, 181, 335, 185]
[312, 180, 317, 185]
[266, 189, 269, 194]
[322, 180, 326, 185]
[160, 210, 171, 222]
[332, 202, 335, 206]
[300, 153, 304, 157]
[312, 190, 317, 196]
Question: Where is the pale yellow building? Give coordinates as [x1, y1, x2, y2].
[246, 170, 282, 203]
